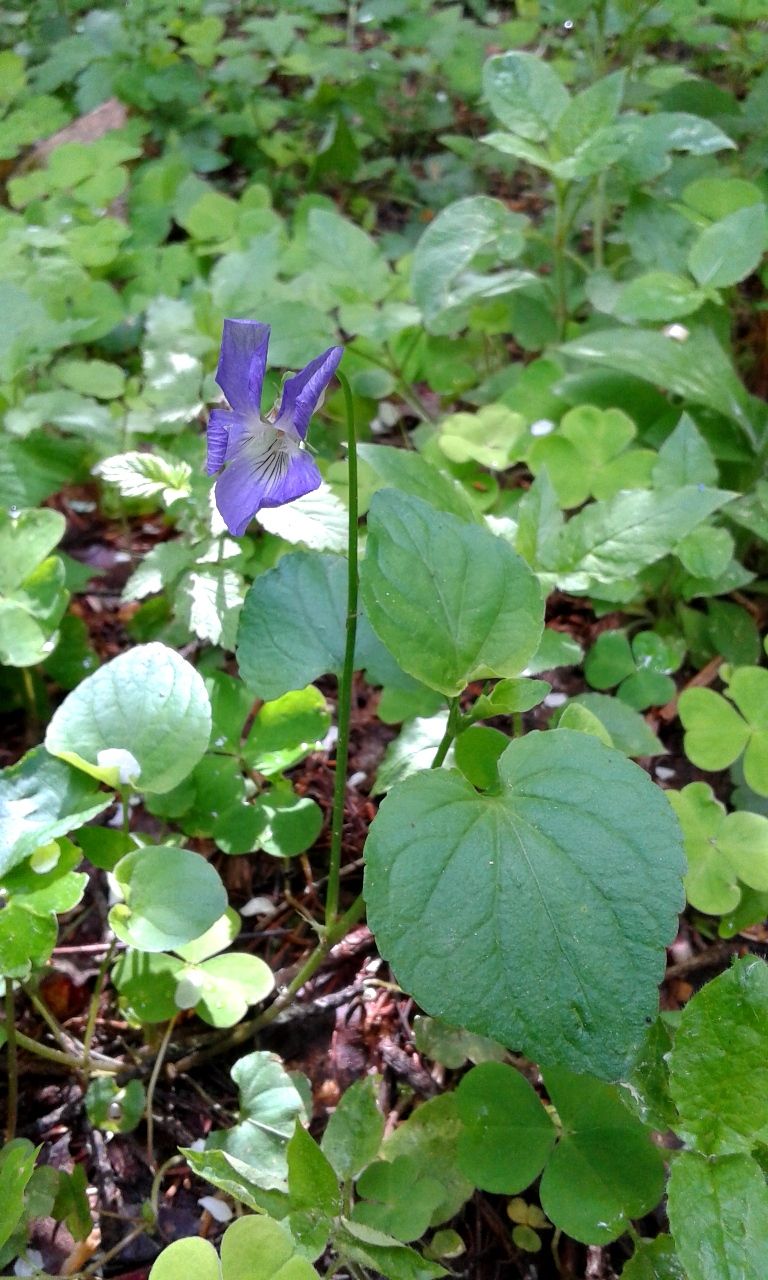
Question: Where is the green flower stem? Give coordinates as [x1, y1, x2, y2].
[593, 172, 606, 271]
[431, 696, 462, 769]
[22, 984, 81, 1059]
[256, 892, 365, 1031]
[12, 1027, 121, 1073]
[146, 1014, 178, 1167]
[325, 368, 360, 928]
[4, 983, 18, 1142]
[82, 937, 117, 1076]
[20, 667, 39, 747]
[553, 179, 572, 341]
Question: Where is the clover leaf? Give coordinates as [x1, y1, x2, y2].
[668, 782, 768, 917]
[679, 665, 768, 796]
[527, 405, 655, 509]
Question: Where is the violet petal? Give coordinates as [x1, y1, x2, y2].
[215, 319, 270, 414]
[277, 345, 344, 439]
[206, 408, 244, 476]
[214, 447, 322, 537]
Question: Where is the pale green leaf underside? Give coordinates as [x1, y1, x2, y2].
[45, 643, 211, 794]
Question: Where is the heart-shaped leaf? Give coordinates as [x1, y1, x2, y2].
[361, 490, 543, 697]
[46, 642, 211, 793]
[364, 729, 684, 1078]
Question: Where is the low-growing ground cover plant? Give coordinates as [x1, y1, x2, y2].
[2, 1, 768, 1277]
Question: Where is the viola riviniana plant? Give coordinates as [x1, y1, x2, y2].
[207, 318, 343, 536]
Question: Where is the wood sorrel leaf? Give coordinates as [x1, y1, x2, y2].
[455, 1062, 556, 1193]
[45, 642, 211, 794]
[360, 490, 543, 697]
[667, 1151, 768, 1280]
[364, 729, 684, 1079]
[538, 1068, 665, 1244]
[110, 846, 227, 953]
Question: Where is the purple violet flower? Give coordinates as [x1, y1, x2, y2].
[207, 319, 343, 537]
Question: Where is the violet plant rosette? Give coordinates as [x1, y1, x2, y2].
[207, 318, 344, 536]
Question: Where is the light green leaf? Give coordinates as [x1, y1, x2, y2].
[560, 329, 754, 442]
[483, 51, 570, 141]
[236, 552, 392, 701]
[482, 131, 554, 169]
[688, 204, 767, 288]
[182, 954, 275, 1027]
[94, 451, 192, 506]
[454, 725, 509, 791]
[365, 730, 684, 1078]
[437, 405, 527, 471]
[652, 415, 718, 489]
[373, 712, 451, 796]
[206, 1051, 304, 1182]
[382, 1094, 473, 1226]
[54, 358, 126, 400]
[555, 486, 733, 588]
[670, 773, 768, 916]
[585, 632, 636, 690]
[353, 1155, 445, 1243]
[0, 747, 108, 876]
[321, 1077, 385, 1183]
[335, 1218, 447, 1280]
[175, 568, 244, 649]
[86, 1077, 146, 1135]
[413, 1017, 506, 1069]
[243, 686, 330, 776]
[153, 1216, 320, 1280]
[45, 642, 211, 793]
[678, 687, 751, 776]
[668, 957, 768, 1155]
[306, 207, 390, 303]
[564, 694, 663, 756]
[286, 1122, 339, 1259]
[614, 272, 705, 323]
[150, 1237, 221, 1280]
[557, 703, 614, 746]
[361, 490, 543, 697]
[251, 788, 323, 858]
[554, 71, 625, 153]
[667, 1152, 768, 1280]
[676, 525, 733, 580]
[621, 1235, 687, 1279]
[110, 846, 227, 952]
[112, 951, 183, 1023]
[0, 507, 65, 595]
[0, 1141, 39, 1250]
[357, 444, 476, 522]
[411, 196, 534, 333]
